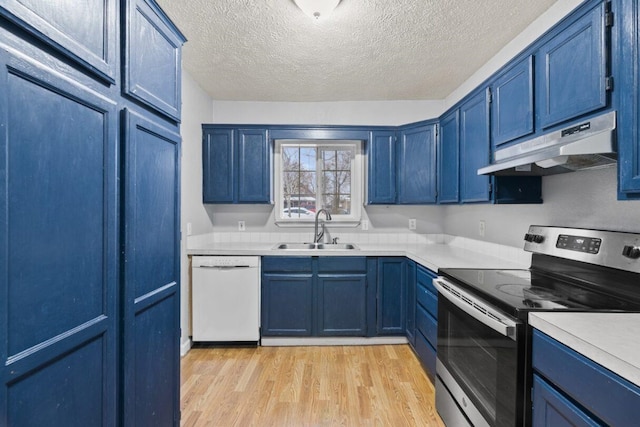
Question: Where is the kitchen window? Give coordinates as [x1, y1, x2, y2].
[274, 140, 363, 224]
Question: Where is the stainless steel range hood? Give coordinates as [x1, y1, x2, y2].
[478, 111, 617, 176]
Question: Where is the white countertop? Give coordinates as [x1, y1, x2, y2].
[529, 312, 640, 388]
[187, 241, 529, 272]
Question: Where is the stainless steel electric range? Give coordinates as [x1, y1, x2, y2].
[433, 225, 640, 427]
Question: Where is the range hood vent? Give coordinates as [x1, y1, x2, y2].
[478, 111, 617, 176]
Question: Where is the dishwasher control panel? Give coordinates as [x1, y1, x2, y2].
[192, 256, 260, 268]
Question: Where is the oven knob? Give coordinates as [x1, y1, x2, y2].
[532, 235, 545, 244]
[623, 245, 640, 259]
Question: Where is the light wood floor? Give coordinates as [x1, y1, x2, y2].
[180, 344, 445, 426]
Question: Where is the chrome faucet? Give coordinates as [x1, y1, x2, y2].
[313, 209, 332, 243]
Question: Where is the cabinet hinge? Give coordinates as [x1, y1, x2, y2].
[488, 182, 493, 196]
[605, 11, 614, 27]
[435, 124, 439, 139]
[487, 87, 493, 104]
[605, 76, 614, 91]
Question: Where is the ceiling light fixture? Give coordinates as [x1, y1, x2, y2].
[293, 0, 341, 20]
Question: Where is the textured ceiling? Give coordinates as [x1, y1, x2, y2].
[155, 0, 558, 102]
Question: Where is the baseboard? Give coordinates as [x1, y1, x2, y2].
[260, 336, 408, 347]
[180, 337, 192, 356]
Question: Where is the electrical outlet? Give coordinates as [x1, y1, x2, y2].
[479, 220, 485, 237]
[361, 220, 369, 231]
[238, 221, 246, 231]
[408, 218, 417, 230]
[187, 222, 192, 236]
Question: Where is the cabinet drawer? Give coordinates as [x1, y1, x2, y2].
[414, 330, 436, 379]
[417, 265, 437, 295]
[318, 256, 367, 273]
[532, 330, 640, 426]
[262, 256, 313, 273]
[416, 284, 438, 318]
[416, 304, 437, 348]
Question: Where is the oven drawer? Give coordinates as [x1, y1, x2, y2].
[414, 330, 436, 378]
[416, 304, 437, 348]
[417, 283, 438, 318]
[533, 330, 640, 426]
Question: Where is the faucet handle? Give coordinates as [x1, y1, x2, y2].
[332, 237, 339, 244]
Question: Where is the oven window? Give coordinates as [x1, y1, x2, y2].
[438, 296, 519, 427]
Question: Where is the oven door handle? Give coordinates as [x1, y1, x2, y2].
[434, 277, 520, 341]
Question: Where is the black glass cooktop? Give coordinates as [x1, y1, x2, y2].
[439, 267, 640, 320]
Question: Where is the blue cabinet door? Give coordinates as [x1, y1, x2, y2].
[122, 110, 181, 427]
[405, 261, 417, 346]
[532, 375, 601, 427]
[203, 128, 235, 203]
[537, 2, 607, 129]
[368, 130, 397, 204]
[261, 274, 314, 336]
[317, 275, 368, 336]
[237, 128, 271, 203]
[377, 258, 406, 335]
[124, 0, 186, 121]
[0, 0, 118, 82]
[460, 90, 491, 202]
[397, 124, 437, 204]
[0, 48, 118, 426]
[617, 0, 640, 196]
[492, 56, 535, 148]
[438, 110, 460, 204]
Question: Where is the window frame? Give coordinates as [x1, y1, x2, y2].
[274, 139, 363, 226]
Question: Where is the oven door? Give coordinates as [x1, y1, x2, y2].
[434, 277, 524, 427]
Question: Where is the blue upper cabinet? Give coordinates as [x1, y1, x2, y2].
[537, 1, 608, 130]
[491, 56, 534, 148]
[202, 126, 271, 204]
[617, 0, 640, 197]
[397, 124, 437, 204]
[124, 0, 187, 121]
[237, 129, 272, 203]
[438, 110, 460, 204]
[460, 89, 491, 202]
[0, 0, 118, 83]
[367, 130, 397, 204]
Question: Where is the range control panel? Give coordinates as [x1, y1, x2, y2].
[556, 234, 602, 254]
[524, 226, 640, 274]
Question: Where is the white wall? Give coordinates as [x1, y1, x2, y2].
[444, 167, 640, 248]
[179, 72, 214, 354]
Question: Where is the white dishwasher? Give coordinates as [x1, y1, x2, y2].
[191, 256, 260, 342]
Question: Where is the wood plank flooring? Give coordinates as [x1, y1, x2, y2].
[180, 344, 445, 426]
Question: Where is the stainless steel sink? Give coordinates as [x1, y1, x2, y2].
[274, 242, 359, 250]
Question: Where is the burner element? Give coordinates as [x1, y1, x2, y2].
[496, 284, 567, 301]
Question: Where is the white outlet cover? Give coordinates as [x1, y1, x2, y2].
[238, 221, 246, 231]
[362, 220, 369, 231]
[409, 218, 417, 230]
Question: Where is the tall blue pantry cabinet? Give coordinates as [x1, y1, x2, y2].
[0, 1, 185, 425]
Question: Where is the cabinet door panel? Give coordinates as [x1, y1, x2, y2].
[203, 128, 235, 203]
[122, 110, 181, 426]
[0, 50, 117, 426]
[125, 0, 185, 120]
[0, 0, 117, 82]
[532, 375, 600, 427]
[537, 2, 607, 129]
[237, 129, 270, 203]
[261, 274, 313, 336]
[405, 261, 416, 346]
[317, 275, 367, 336]
[492, 56, 534, 147]
[397, 125, 437, 204]
[377, 258, 406, 335]
[438, 110, 460, 204]
[368, 130, 396, 204]
[460, 90, 491, 202]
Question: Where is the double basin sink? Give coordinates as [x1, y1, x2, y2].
[274, 242, 359, 251]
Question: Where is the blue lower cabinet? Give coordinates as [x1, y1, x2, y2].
[377, 258, 407, 335]
[532, 330, 640, 426]
[414, 331, 437, 379]
[317, 275, 367, 336]
[261, 273, 314, 336]
[416, 305, 437, 348]
[532, 375, 601, 427]
[405, 261, 417, 346]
